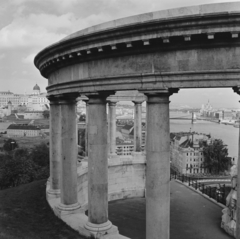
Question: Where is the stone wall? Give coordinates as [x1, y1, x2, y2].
[76, 156, 146, 211]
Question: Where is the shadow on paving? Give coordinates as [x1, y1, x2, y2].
[108, 181, 233, 239]
[0, 179, 85, 239]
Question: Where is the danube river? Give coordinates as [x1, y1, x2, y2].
[170, 119, 239, 159]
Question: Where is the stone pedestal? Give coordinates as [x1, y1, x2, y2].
[144, 89, 177, 239]
[85, 93, 116, 235]
[57, 93, 80, 212]
[47, 96, 61, 198]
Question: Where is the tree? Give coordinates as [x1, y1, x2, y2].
[79, 114, 86, 122]
[203, 139, 231, 174]
[13, 147, 29, 160]
[30, 143, 49, 167]
[43, 110, 50, 119]
[0, 154, 37, 189]
[3, 138, 18, 152]
[78, 129, 85, 155]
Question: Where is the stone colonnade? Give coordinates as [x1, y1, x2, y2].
[47, 89, 177, 238]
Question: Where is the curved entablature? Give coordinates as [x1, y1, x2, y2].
[34, 2, 240, 96]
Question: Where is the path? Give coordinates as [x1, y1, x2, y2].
[108, 180, 232, 239]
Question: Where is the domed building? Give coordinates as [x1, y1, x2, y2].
[0, 84, 49, 112]
[33, 84, 40, 95]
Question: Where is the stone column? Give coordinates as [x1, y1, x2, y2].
[144, 102, 148, 152]
[83, 100, 89, 158]
[144, 89, 178, 239]
[85, 93, 113, 234]
[133, 101, 142, 152]
[108, 100, 117, 157]
[236, 114, 240, 237]
[233, 87, 240, 238]
[47, 95, 61, 197]
[57, 93, 80, 213]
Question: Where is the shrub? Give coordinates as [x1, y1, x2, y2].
[30, 143, 49, 167]
[0, 143, 50, 189]
[3, 138, 18, 152]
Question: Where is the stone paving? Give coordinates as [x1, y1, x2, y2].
[108, 180, 233, 239]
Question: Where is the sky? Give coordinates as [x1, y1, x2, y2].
[0, 0, 240, 108]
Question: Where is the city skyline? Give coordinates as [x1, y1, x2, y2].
[1, 0, 240, 108]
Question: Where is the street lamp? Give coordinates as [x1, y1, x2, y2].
[11, 141, 15, 151]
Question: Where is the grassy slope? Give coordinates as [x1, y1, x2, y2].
[0, 179, 85, 239]
[0, 135, 49, 149]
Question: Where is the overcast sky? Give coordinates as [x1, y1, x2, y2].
[0, 0, 240, 108]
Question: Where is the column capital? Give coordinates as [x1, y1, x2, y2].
[141, 88, 179, 97]
[79, 95, 89, 103]
[86, 91, 115, 104]
[107, 100, 118, 106]
[47, 93, 80, 105]
[233, 86, 240, 96]
[132, 100, 144, 105]
[142, 88, 179, 104]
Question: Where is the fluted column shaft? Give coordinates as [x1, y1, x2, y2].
[85, 93, 112, 231]
[58, 93, 80, 209]
[48, 96, 61, 195]
[133, 101, 142, 152]
[144, 90, 174, 239]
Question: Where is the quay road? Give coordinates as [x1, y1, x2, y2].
[108, 180, 232, 239]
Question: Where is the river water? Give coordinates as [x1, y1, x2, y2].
[170, 119, 239, 158]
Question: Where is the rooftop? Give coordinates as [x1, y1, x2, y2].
[7, 124, 40, 130]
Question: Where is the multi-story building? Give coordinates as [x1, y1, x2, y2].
[170, 132, 211, 174]
[0, 84, 49, 113]
[7, 124, 41, 137]
[116, 138, 134, 156]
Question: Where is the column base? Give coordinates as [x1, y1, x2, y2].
[85, 220, 119, 238]
[55, 202, 82, 217]
[47, 188, 60, 199]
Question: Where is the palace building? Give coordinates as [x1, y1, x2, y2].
[0, 84, 49, 115]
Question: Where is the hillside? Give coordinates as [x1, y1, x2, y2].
[0, 179, 85, 239]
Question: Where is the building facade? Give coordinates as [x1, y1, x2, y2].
[170, 132, 211, 174]
[7, 124, 41, 137]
